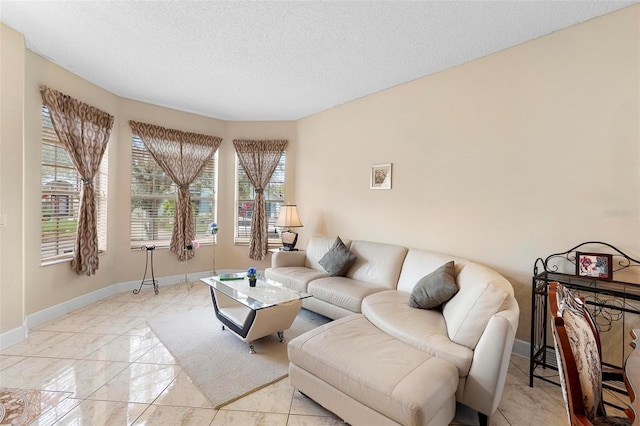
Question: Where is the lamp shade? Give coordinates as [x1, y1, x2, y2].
[276, 205, 303, 228]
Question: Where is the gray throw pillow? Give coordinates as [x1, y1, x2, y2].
[409, 261, 458, 309]
[319, 237, 357, 277]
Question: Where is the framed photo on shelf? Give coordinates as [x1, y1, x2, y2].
[575, 252, 613, 281]
[370, 163, 392, 190]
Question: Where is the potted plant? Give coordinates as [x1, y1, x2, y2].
[247, 266, 257, 287]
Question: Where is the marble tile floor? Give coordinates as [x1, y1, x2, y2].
[0, 282, 629, 425]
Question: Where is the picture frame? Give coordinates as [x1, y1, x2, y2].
[370, 163, 392, 190]
[575, 252, 613, 281]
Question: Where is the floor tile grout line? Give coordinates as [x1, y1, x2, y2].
[38, 394, 84, 426]
[497, 408, 514, 426]
[284, 381, 296, 425]
[123, 400, 154, 425]
[4, 282, 555, 426]
[75, 359, 134, 407]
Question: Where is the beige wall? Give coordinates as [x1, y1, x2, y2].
[294, 6, 640, 341]
[111, 97, 227, 285]
[222, 121, 298, 270]
[2, 6, 640, 343]
[22, 51, 120, 315]
[0, 24, 295, 334]
[0, 25, 26, 332]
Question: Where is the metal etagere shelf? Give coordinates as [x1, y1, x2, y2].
[529, 242, 640, 408]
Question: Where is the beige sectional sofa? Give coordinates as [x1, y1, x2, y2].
[265, 237, 519, 426]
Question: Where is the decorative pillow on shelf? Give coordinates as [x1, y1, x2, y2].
[319, 237, 357, 277]
[409, 261, 458, 310]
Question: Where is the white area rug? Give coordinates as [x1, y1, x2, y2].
[147, 305, 329, 409]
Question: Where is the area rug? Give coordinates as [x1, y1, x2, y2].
[147, 306, 329, 409]
[0, 388, 71, 425]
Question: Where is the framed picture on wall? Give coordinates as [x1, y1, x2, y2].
[370, 163, 392, 190]
[576, 252, 613, 281]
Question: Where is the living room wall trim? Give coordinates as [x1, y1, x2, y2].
[512, 338, 530, 359]
[0, 327, 26, 352]
[0, 270, 218, 350]
[0, 295, 532, 358]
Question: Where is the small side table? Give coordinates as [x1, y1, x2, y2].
[134, 245, 158, 295]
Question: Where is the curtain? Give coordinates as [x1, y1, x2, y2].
[129, 121, 222, 261]
[234, 139, 287, 260]
[40, 86, 114, 276]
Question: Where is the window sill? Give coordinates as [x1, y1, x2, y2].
[130, 244, 169, 251]
[41, 250, 106, 267]
[130, 243, 217, 251]
[41, 257, 72, 267]
[234, 242, 282, 248]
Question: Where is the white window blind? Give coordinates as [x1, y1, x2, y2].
[130, 136, 218, 247]
[41, 105, 108, 264]
[234, 152, 285, 244]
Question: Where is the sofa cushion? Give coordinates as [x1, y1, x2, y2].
[409, 261, 458, 309]
[288, 314, 459, 426]
[397, 248, 469, 293]
[304, 236, 352, 271]
[319, 237, 357, 276]
[346, 241, 408, 289]
[443, 262, 513, 349]
[308, 277, 389, 313]
[362, 290, 473, 376]
[264, 267, 329, 293]
[269, 250, 306, 268]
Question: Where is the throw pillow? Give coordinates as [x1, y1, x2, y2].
[319, 237, 357, 277]
[409, 261, 458, 309]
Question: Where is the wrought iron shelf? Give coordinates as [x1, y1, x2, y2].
[529, 242, 640, 411]
[535, 271, 640, 307]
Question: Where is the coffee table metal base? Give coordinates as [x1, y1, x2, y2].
[210, 287, 302, 353]
[220, 327, 286, 354]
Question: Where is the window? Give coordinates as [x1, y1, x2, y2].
[130, 136, 218, 247]
[234, 152, 285, 244]
[41, 105, 108, 263]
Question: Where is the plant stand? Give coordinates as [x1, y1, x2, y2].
[211, 243, 217, 276]
[180, 247, 194, 286]
[134, 245, 158, 295]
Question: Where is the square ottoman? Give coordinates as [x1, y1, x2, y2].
[288, 314, 459, 426]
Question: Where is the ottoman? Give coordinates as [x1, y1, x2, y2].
[288, 314, 459, 426]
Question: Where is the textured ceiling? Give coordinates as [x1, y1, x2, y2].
[1, 1, 637, 121]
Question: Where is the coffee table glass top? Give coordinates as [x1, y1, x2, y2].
[201, 276, 311, 311]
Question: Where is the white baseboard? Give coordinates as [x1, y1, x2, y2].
[0, 325, 27, 350]
[2, 271, 536, 360]
[23, 283, 118, 332]
[512, 338, 530, 359]
[0, 270, 233, 350]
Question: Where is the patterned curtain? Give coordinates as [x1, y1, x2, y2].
[40, 86, 114, 276]
[129, 121, 222, 261]
[234, 139, 287, 260]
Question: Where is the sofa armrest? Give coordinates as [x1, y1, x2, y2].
[271, 251, 307, 268]
[460, 298, 519, 417]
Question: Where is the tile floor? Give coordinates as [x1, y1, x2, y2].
[0, 281, 629, 425]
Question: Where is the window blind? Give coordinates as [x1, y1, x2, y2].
[130, 136, 218, 247]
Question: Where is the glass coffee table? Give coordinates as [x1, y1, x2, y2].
[200, 276, 312, 353]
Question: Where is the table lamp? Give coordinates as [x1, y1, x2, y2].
[276, 204, 303, 251]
